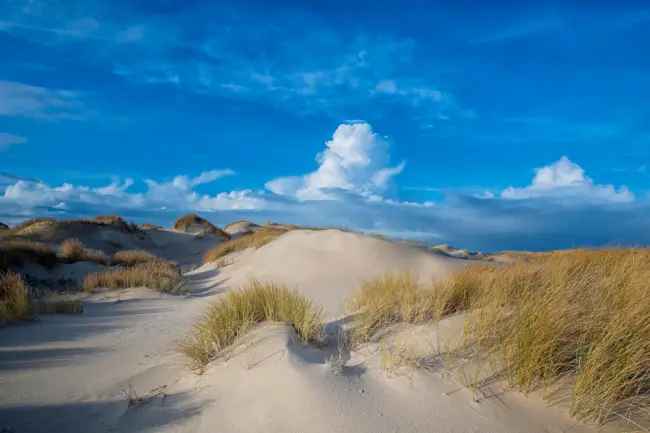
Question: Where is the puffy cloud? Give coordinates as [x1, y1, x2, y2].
[501, 156, 634, 203]
[0, 169, 242, 216]
[0, 127, 647, 251]
[0, 80, 85, 120]
[0, 133, 27, 151]
[266, 123, 405, 200]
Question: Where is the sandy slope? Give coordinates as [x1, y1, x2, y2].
[214, 229, 464, 317]
[0, 229, 615, 433]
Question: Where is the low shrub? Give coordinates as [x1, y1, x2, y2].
[0, 271, 32, 323]
[203, 228, 287, 264]
[83, 260, 182, 293]
[180, 280, 323, 369]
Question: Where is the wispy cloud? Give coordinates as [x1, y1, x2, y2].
[0, 133, 26, 151]
[471, 17, 564, 45]
[0, 80, 86, 120]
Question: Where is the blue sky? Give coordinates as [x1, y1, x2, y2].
[1, 0, 649, 250]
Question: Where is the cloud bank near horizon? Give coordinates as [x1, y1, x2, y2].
[1, 122, 648, 251]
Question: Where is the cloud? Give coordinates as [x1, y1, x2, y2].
[0, 18, 101, 40]
[373, 79, 444, 104]
[0, 133, 27, 151]
[0, 125, 647, 251]
[471, 17, 564, 44]
[0, 80, 85, 120]
[266, 123, 405, 200]
[375, 79, 398, 94]
[0, 169, 240, 215]
[501, 156, 634, 203]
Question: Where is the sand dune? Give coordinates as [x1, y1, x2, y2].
[0, 227, 619, 433]
[213, 229, 464, 316]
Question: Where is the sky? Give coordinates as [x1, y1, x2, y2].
[1, 0, 649, 251]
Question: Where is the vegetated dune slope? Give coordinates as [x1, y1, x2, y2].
[213, 229, 464, 317]
[0, 229, 612, 433]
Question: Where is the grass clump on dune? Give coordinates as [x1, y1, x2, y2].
[181, 280, 323, 369]
[347, 273, 435, 343]
[347, 270, 482, 344]
[59, 238, 109, 265]
[203, 227, 287, 264]
[83, 260, 182, 294]
[348, 249, 650, 426]
[0, 271, 32, 323]
[112, 249, 158, 266]
[465, 249, 650, 425]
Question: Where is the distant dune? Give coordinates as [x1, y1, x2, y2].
[173, 213, 230, 239]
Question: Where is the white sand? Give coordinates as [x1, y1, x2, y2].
[0, 229, 616, 433]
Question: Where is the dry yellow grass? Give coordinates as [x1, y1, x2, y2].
[202, 227, 287, 264]
[348, 249, 650, 427]
[59, 238, 109, 265]
[464, 249, 650, 425]
[0, 239, 58, 272]
[59, 238, 86, 261]
[347, 273, 434, 343]
[111, 249, 158, 266]
[83, 260, 182, 293]
[181, 280, 323, 369]
[347, 270, 482, 344]
[93, 215, 138, 232]
[0, 271, 32, 323]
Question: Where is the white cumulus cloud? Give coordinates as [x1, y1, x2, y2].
[501, 156, 634, 203]
[266, 122, 405, 200]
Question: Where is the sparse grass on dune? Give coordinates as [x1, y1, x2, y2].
[348, 249, 650, 427]
[203, 227, 287, 264]
[173, 213, 230, 238]
[1, 216, 143, 242]
[1, 271, 83, 323]
[111, 249, 158, 266]
[347, 270, 484, 344]
[0, 239, 58, 272]
[465, 249, 650, 425]
[181, 280, 323, 369]
[0, 271, 32, 323]
[347, 273, 434, 343]
[82, 260, 182, 293]
[59, 238, 109, 265]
